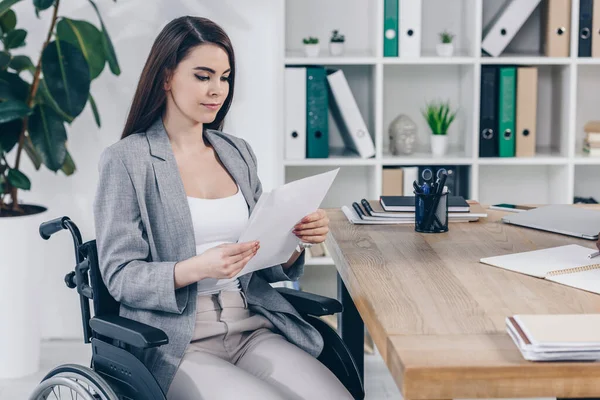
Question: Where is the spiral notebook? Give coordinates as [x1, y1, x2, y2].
[480, 245, 600, 295]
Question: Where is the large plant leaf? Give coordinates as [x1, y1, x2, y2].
[23, 135, 41, 170]
[4, 28, 26, 49]
[41, 40, 90, 119]
[60, 149, 75, 175]
[0, 9, 16, 34]
[0, 117, 21, 152]
[0, 99, 31, 123]
[28, 104, 67, 171]
[7, 168, 30, 190]
[88, 92, 100, 127]
[0, 51, 10, 69]
[36, 78, 73, 123]
[87, 0, 120, 75]
[0, 0, 22, 18]
[33, 0, 54, 11]
[8, 54, 34, 74]
[57, 18, 105, 80]
[0, 78, 16, 100]
[0, 70, 29, 101]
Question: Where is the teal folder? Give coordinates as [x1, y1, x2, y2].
[383, 0, 399, 57]
[498, 67, 516, 157]
[306, 66, 329, 158]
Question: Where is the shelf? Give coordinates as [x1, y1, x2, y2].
[478, 148, 567, 165]
[574, 153, 600, 165]
[382, 148, 473, 166]
[284, 157, 376, 166]
[382, 52, 474, 65]
[576, 58, 600, 65]
[305, 256, 334, 266]
[285, 50, 377, 65]
[480, 55, 571, 65]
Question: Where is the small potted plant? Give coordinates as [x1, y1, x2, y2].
[303, 36, 320, 57]
[421, 100, 457, 156]
[436, 30, 455, 57]
[329, 29, 345, 56]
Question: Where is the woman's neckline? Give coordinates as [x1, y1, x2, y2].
[186, 184, 240, 201]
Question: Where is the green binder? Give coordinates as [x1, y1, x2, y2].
[306, 66, 329, 158]
[383, 0, 399, 57]
[498, 67, 516, 157]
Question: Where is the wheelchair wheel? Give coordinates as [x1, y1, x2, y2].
[28, 364, 118, 400]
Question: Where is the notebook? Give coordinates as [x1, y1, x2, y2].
[364, 199, 487, 219]
[506, 314, 600, 361]
[480, 245, 600, 295]
[379, 195, 470, 212]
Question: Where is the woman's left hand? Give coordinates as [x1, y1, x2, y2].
[292, 209, 330, 244]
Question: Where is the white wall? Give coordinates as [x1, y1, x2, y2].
[6, 0, 283, 339]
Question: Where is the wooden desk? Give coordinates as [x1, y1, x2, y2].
[325, 204, 600, 400]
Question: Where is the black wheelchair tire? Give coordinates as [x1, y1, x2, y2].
[37, 363, 118, 399]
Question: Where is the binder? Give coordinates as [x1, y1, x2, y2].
[382, 167, 404, 196]
[593, 0, 600, 57]
[383, 0, 399, 57]
[498, 67, 516, 157]
[306, 66, 329, 158]
[402, 166, 418, 195]
[399, 0, 421, 57]
[479, 66, 499, 157]
[516, 67, 538, 157]
[481, 0, 542, 57]
[579, 0, 593, 57]
[541, 0, 571, 57]
[284, 67, 306, 160]
[326, 69, 375, 158]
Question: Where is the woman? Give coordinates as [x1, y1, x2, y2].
[93, 16, 352, 400]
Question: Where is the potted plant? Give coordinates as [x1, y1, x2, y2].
[0, 0, 120, 379]
[303, 36, 320, 57]
[421, 100, 457, 157]
[436, 30, 455, 57]
[329, 29, 345, 56]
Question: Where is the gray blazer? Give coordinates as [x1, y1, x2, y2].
[92, 117, 323, 394]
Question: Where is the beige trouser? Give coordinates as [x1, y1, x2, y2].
[166, 290, 352, 400]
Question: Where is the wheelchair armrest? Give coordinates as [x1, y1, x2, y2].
[89, 315, 168, 349]
[276, 287, 343, 316]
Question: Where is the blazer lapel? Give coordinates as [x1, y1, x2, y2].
[146, 118, 197, 261]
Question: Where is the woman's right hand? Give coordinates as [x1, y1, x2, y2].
[195, 241, 260, 280]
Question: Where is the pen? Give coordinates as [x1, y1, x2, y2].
[589, 251, 600, 259]
[413, 180, 423, 194]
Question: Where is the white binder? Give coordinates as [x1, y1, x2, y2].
[326, 70, 375, 158]
[399, 0, 422, 57]
[481, 0, 542, 57]
[284, 67, 306, 160]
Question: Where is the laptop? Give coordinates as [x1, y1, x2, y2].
[501, 205, 600, 240]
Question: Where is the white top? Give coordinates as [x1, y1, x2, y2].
[187, 184, 248, 296]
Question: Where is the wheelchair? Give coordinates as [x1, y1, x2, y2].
[28, 216, 365, 399]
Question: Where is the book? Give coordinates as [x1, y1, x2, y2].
[362, 199, 487, 220]
[480, 244, 600, 295]
[341, 205, 479, 225]
[506, 314, 600, 361]
[379, 195, 470, 212]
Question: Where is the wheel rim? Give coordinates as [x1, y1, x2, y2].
[29, 367, 118, 400]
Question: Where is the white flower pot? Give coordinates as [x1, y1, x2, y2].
[329, 42, 345, 56]
[430, 134, 448, 157]
[0, 204, 48, 379]
[436, 43, 454, 57]
[303, 43, 320, 57]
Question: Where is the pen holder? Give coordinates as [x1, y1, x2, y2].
[414, 191, 449, 233]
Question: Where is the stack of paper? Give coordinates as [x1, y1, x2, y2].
[506, 314, 600, 361]
[341, 199, 487, 225]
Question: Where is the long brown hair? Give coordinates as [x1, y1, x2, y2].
[120, 16, 236, 139]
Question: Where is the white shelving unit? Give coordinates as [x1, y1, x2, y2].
[279, 0, 600, 265]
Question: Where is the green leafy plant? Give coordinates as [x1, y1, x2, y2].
[421, 100, 457, 135]
[439, 30, 455, 44]
[302, 36, 319, 45]
[330, 30, 344, 43]
[0, 0, 120, 216]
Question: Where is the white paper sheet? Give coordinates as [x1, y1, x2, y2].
[234, 168, 339, 277]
